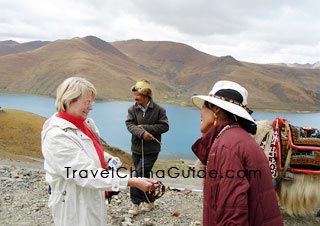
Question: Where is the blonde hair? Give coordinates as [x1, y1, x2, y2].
[55, 77, 97, 112]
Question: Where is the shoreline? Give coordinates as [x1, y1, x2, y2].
[1, 93, 320, 113]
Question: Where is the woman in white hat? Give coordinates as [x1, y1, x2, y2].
[191, 80, 283, 226]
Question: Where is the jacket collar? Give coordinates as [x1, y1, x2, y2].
[191, 119, 236, 161]
[49, 114, 78, 130]
[134, 97, 154, 109]
[43, 114, 95, 132]
[42, 114, 99, 143]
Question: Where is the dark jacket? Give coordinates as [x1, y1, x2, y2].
[192, 120, 283, 226]
[125, 98, 169, 154]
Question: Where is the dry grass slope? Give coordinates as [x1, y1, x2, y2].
[0, 109, 46, 158]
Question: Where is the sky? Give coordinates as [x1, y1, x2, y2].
[0, 0, 319, 64]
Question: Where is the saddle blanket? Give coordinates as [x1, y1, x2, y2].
[280, 125, 320, 170]
[290, 125, 320, 147]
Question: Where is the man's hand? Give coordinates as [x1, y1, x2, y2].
[142, 131, 155, 141]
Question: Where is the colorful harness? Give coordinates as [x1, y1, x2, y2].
[259, 118, 320, 188]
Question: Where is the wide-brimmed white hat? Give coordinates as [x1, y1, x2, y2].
[191, 80, 254, 122]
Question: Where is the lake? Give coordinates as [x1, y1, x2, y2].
[1, 93, 320, 160]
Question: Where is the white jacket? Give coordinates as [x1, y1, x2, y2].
[41, 114, 128, 226]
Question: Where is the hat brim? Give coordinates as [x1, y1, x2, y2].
[191, 95, 254, 122]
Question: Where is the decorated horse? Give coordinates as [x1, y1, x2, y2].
[254, 118, 320, 217]
[192, 118, 320, 217]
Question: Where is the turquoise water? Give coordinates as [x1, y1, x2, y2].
[1, 93, 320, 160]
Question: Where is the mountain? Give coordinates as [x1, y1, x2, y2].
[0, 40, 51, 56]
[0, 36, 177, 101]
[111, 40, 252, 97]
[0, 36, 320, 112]
[272, 61, 320, 69]
[112, 39, 320, 111]
[0, 40, 19, 46]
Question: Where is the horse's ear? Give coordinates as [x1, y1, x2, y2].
[272, 117, 287, 130]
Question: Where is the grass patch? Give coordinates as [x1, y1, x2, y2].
[0, 109, 46, 158]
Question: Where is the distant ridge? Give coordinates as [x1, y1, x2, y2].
[82, 36, 129, 61]
[0, 40, 19, 46]
[272, 61, 320, 69]
[0, 40, 51, 56]
[0, 36, 320, 112]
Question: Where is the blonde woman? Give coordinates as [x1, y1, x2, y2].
[41, 77, 157, 226]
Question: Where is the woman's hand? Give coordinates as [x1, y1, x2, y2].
[107, 156, 122, 169]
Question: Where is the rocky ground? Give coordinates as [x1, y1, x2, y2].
[0, 158, 319, 226]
